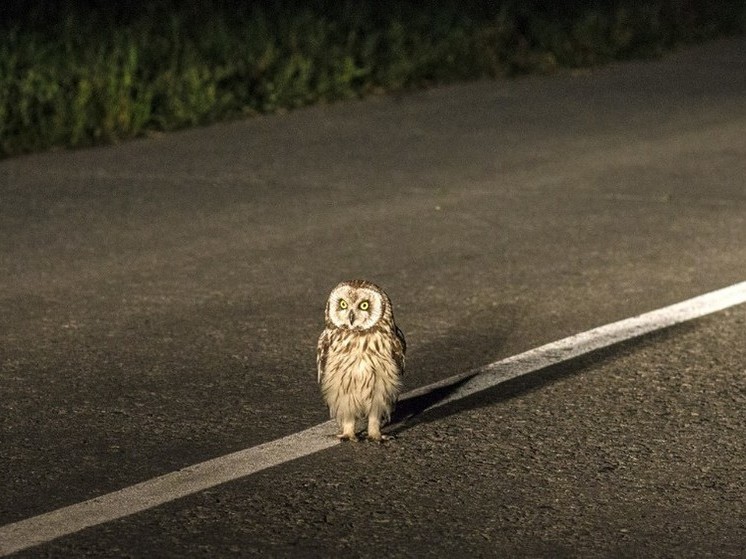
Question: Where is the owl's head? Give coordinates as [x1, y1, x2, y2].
[325, 280, 393, 331]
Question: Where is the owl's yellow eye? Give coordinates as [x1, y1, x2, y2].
[339, 299, 348, 310]
[359, 301, 369, 311]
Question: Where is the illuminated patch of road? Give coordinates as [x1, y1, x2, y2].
[2, 281, 745, 556]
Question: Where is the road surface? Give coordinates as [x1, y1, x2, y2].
[1, 36, 745, 557]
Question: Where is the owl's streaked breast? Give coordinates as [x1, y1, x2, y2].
[320, 329, 402, 420]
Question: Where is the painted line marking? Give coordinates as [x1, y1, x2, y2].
[1, 281, 745, 556]
[400, 280, 746, 410]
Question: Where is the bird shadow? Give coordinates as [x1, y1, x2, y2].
[385, 320, 691, 437]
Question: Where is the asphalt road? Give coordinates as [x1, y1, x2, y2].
[1, 36, 745, 557]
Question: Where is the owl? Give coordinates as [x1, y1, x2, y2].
[317, 280, 406, 442]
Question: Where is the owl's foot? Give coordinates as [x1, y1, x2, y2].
[366, 415, 392, 443]
[367, 433, 393, 443]
[368, 413, 390, 443]
[337, 419, 357, 441]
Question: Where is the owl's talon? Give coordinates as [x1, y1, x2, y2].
[337, 433, 358, 442]
[367, 433, 392, 443]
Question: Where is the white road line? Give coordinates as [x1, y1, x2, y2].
[400, 280, 746, 409]
[2, 281, 745, 556]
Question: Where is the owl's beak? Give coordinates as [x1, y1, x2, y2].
[348, 310, 356, 326]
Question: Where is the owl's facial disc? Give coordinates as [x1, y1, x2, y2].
[329, 287, 382, 330]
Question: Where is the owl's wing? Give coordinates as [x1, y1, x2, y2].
[393, 325, 406, 376]
[316, 329, 330, 383]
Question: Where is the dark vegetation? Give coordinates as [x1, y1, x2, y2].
[1, 0, 743, 157]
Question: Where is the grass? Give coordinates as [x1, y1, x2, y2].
[1, 0, 744, 158]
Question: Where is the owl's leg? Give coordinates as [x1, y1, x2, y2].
[366, 414, 390, 442]
[337, 417, 358, 441]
